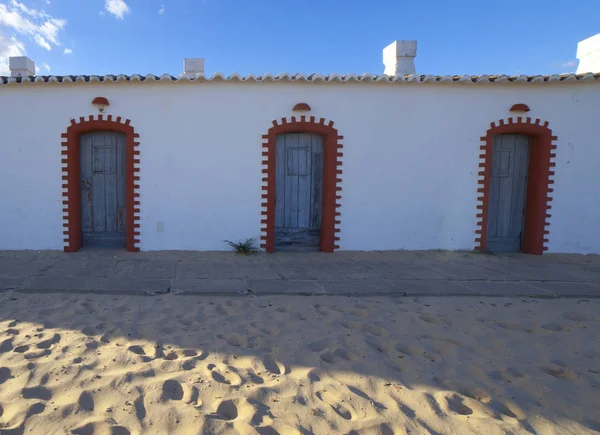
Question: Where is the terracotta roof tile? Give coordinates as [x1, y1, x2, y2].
[1, 72, 598, 86]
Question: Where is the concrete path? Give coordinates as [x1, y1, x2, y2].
[1, 250, 599, 297]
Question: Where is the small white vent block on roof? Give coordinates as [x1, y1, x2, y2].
[383, 40, 417, 76]
[577, 33, 600, 74]
[9, 56, 35, 77]
[183, 58, 204, 78]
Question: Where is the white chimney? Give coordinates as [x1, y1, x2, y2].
[383, 40, 417, 76]
[9, 56, 35, 77]
[182, 58, 204, 78]
[576, 33, 600, 73]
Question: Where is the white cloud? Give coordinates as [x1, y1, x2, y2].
[158, 5, 165, 15]
[559, 60, 577, 69]
[39, 18, 66, 45]
[33, 34, 50, 50]
[0, 33, 25, 75]
[10, 0, 46, 19]
[42, 61, 49, 71]
[104, 0, 130, 19]
[0, 1, 66, 54]
[551, 59, 578, 72]
[0, 4, 37, 33]
[63, 47, 72, 54]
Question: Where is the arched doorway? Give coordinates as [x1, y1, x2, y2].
[475, 117, 557, 254]
[62, 115, 140, 252]
[261, 116, 343, 253]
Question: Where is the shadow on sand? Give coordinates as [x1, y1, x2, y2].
[0, 289, 599, 434]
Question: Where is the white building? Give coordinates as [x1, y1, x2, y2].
[1, 38, 599, 255]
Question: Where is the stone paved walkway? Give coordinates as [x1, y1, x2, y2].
[1, 250, 599, 297]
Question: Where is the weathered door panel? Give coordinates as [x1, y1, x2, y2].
[80, 131, 127, 248]
[487, 134, 530, 252]
[275, 133, 323, 251]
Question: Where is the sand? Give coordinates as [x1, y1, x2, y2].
[0, 292, 599, 435]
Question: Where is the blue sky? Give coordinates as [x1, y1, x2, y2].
[0, 0, 598, 76]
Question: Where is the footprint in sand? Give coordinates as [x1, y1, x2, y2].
[395, 343, 420, 357]
[262, 354, 287, 375]
[22, 386, 52, 401]
[127, 345, 146, 356]
[341, 321, 363, 330]
[347, 386, 386, 411]
[257, 325, 278, 336]
[458, 386, 491, 403]
[214, 399, 238, 420]
[219, 333, 247, 347]
[78, 391, 94, 412]
[37, 333, 61, 349]
[81, 326, 97, 336]
[307, 338, 330, 353]
[182, 349, 198, 357]
[422, 352, 441, 362]
[419, 315, 440, 324]
[316, 389, 356, 420]
[121, 369, 156, 384]
[445, 394, 474, 416]
[24, 349, 51, 360]
[14, 344, 29, 353]
[161, 379, 184, 401]
[320, 348, 355, 364]
[247, 335, 263, 349]
[307, 369, 321, 383]
[541, 323, 568, 332]
[541, 365, 578, 381]
[487, 399, 523, 420]
[488, 367, 526, 383]
[351, 309, 369, 317]
[164, 352, 179, 361]
[424, 393, 444, 417]
[314, 305, 330, 316]
[0, 367, 11, 384]
[85, 341, 99, 350]
[6, 328, 19, 335]
[26, 403, 45, 418]
[397, 401, 416, 418]
[362, 323, 387, 337]
[349, 423, 395, 435]
[365, 336, 391, 354]
[72, 422, 131, 435]
[182, 358, 199, 371]
[247, 370, 264, 385]
[211, 366, 243, 386]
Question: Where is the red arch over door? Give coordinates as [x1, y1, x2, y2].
[261, 116, 343, 253]
[61, 115, 140, 252]
[475, 117, 557, 254]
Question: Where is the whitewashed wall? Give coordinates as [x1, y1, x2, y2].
[0, 81, 598, 253]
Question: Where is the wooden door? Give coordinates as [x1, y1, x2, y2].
[487, 134, 531, 253]
[80, 131, 127, 248]
[275, 133, 323, 251]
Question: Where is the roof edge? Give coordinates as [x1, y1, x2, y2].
[1, 72, 599, 86]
